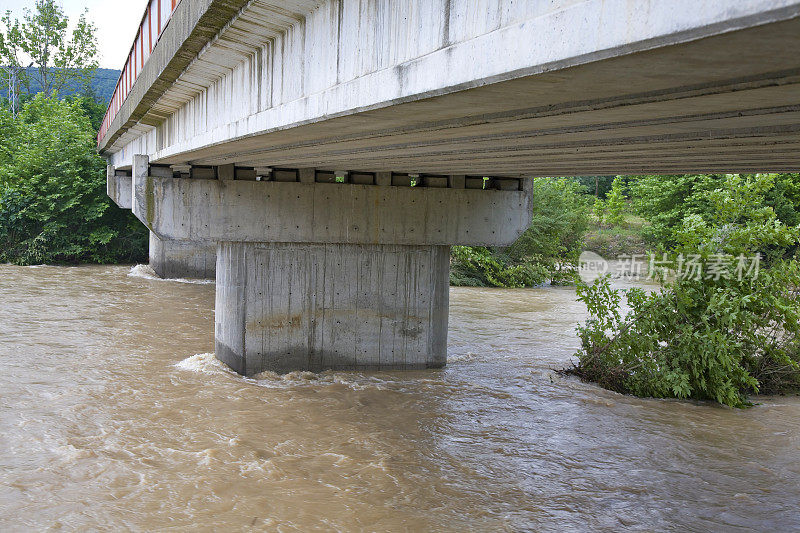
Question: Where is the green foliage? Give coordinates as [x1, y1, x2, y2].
[604, 177, 627, 226]
[765, 174, 800, 227]
[629, 173, 800, 248]
[449, 246, 550, 288]
[508, 177, 591, 282]
[573, 176, 615, 198]
[68, 89, 108, 131]
[0, 95, 147, 264]
[629, 174, 722, 246]
[0, 0, 99, 97]
[570, 175, 800, 407]
[592, 197, 606, 225]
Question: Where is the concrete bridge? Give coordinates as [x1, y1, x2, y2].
[102, 0, 800, 374]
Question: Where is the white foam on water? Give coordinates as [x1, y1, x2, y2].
[127, 264, 215, 285]
[174, 353, 231, 375]
[174, 353, 396, 391]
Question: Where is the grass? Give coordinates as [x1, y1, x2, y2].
[583, 213, 649, 257]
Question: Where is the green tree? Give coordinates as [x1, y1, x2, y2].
[604, 177, 627, 226]
[629, 174, 722, 246]
[0, 0, 98, 98]
[592, 197, 606, 225]
[506, 177, 592, 283]
[569, 174, 800, 408]
[0, 95, 146, 264]
[68, 86, 108, 131]
[630, 174, 800, 249]
[765, 174, 800, 227]
[573, 176, 615, 198]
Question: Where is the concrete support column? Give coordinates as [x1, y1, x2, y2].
[149, 232, 217, 280]
[215, 241, 450, 375]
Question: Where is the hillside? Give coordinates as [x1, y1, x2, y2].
[1, 67, 121, 102]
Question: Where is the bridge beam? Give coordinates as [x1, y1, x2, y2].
[149, 232, 216, 280]
[129, 154, 533, 374]
[107, 165, 131, 209]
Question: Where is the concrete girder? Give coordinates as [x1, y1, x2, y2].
[133, 169, 533, 247]
[107, 165, 132, 210]
[149, 232, 216, 280]
[103, 0, 800, 174]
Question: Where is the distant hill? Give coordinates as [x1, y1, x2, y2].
[0, 67, 121, 102]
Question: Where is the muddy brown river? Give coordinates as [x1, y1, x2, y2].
[0, 264, 798, 531]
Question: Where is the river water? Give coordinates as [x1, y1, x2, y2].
[1, 264, 798, 531]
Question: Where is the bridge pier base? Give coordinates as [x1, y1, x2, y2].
[215, 241, 450, 375]
[149, 232, 216, 280]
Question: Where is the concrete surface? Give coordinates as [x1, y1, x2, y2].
[102, 0, 800, 174]
[120, 154, 531, 373]
[132, 173, 532, 246]
[215, 241, 450, 374]
[107, 165, 132, 209]
[149, 232, 217, 279]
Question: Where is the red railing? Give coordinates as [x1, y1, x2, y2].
[97, 0, 182, 146]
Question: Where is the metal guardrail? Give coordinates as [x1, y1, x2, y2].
[97, 0, 182, 146]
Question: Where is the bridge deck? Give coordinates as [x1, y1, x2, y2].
[100, 0, 800, 176]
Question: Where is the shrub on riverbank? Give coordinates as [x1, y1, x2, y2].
[567, 175, 800, 408]
[449, 246, 551, 288]
[0, 95, 147, 265]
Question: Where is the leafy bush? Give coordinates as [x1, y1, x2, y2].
[0, 95, 147, 264]
[765, 174, 800, 227]
[449, 246, 550, 288]
[629, 174, 723, 246]
[507, 177, 591, 282]
[569, 174, 800, 407]
[592, 197, 606, 225]
[629, 173, 800, 248]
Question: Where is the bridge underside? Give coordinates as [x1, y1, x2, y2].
[110, 15, 800, 176]
[102, 0, 800, 374]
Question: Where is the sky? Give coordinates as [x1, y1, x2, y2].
[1, 0, 148, 69]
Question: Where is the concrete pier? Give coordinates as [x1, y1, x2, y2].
[149, 232, 216, 280]
[215, 242, 449, 375]
[126, 155, 532, 374]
